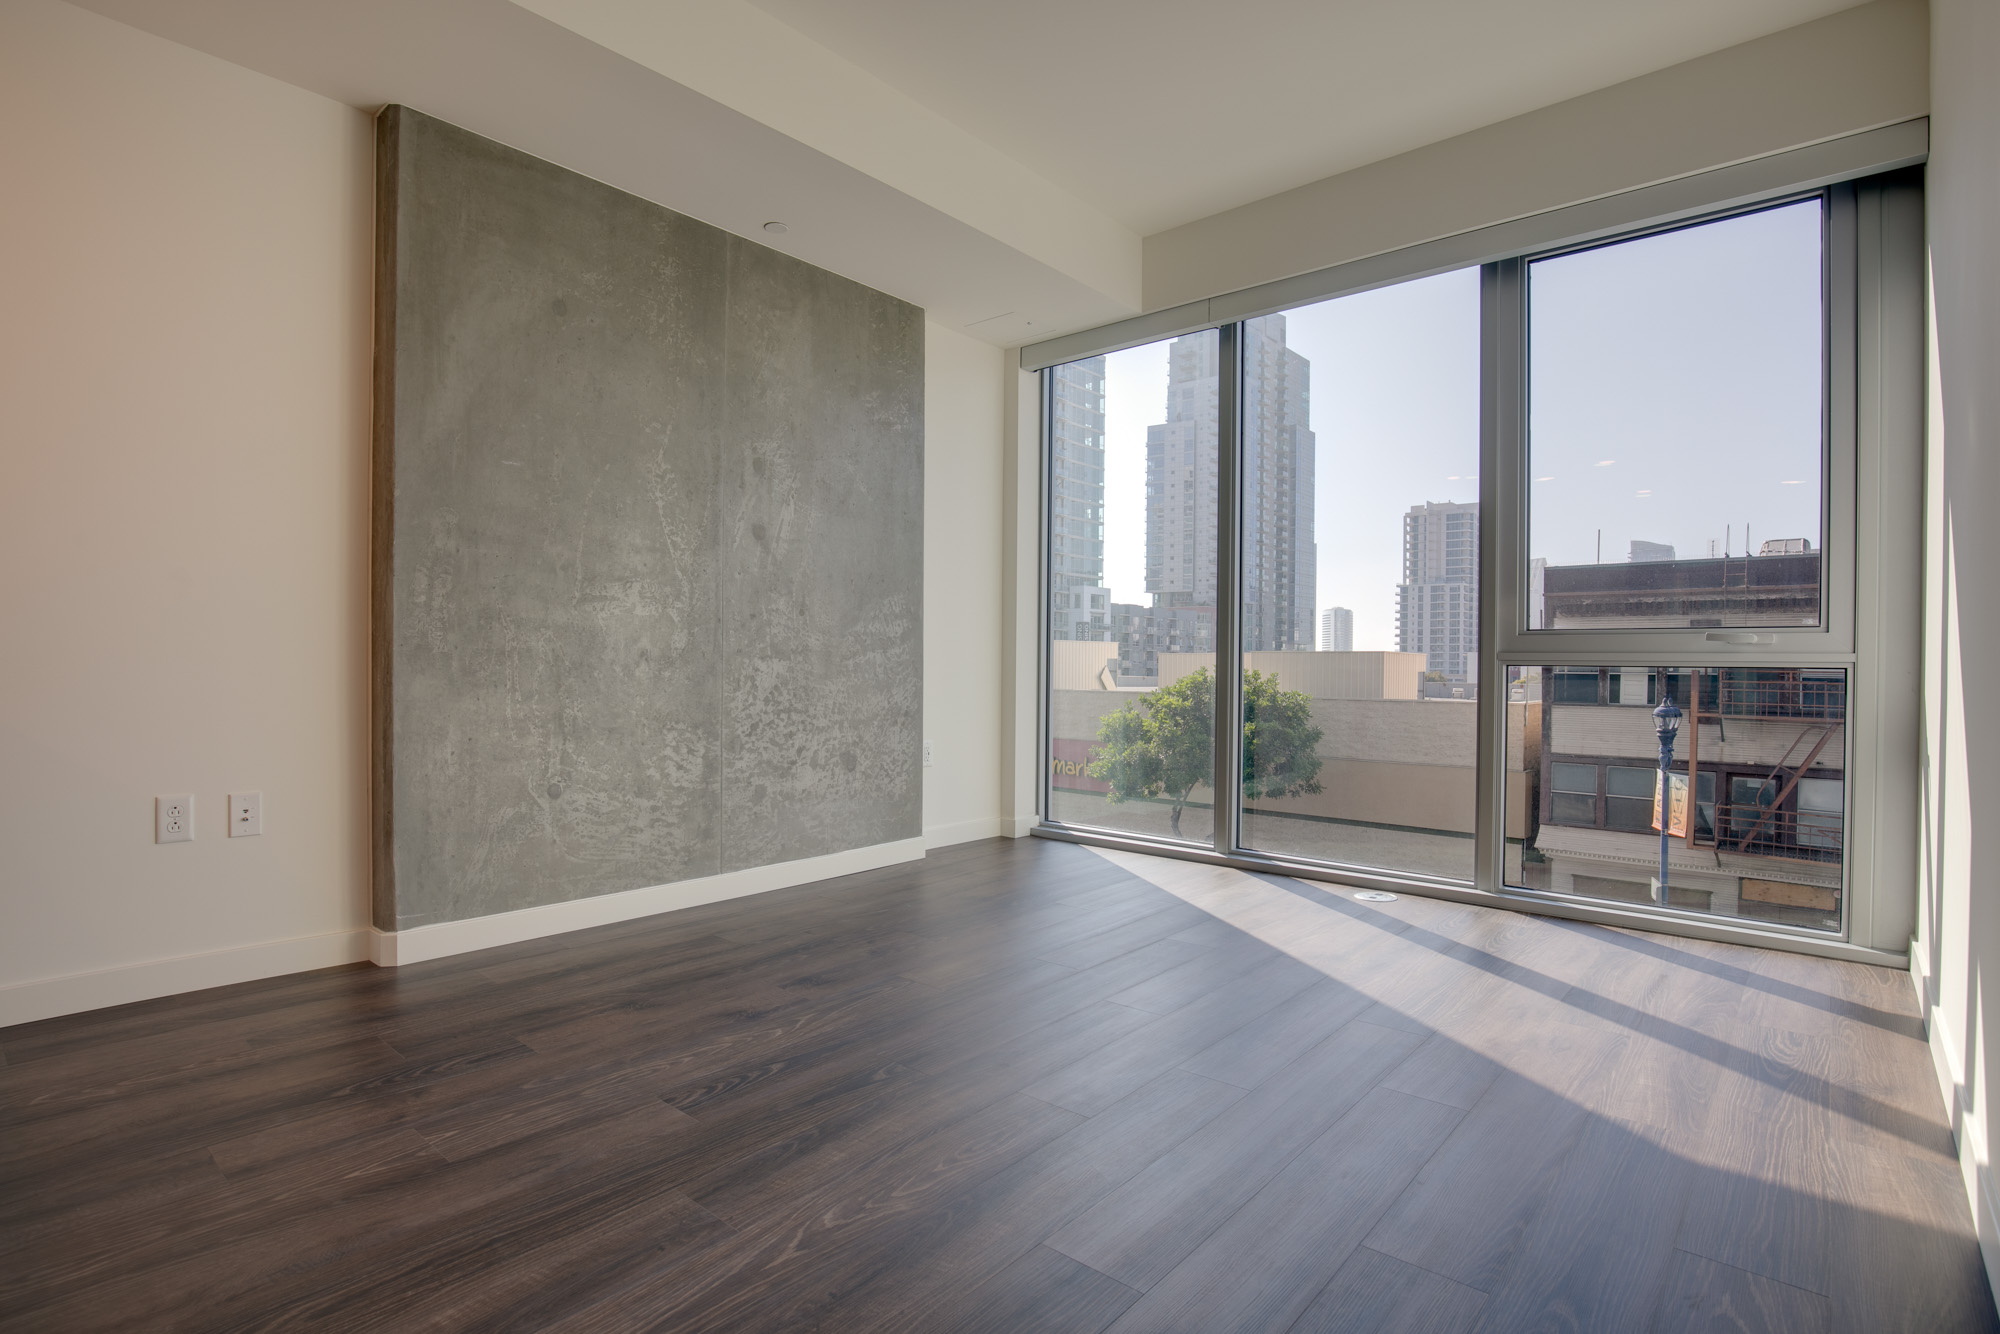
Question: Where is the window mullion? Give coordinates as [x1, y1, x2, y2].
[1213, 323, 1244, 857]
[1474, 260, 1523, 895]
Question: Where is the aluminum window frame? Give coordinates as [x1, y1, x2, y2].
[1477, 171, 1922, 951]
[1478, 186, 1858, 941]
[1029, 124, 1925, 966]
[1489, 186, 1856, 661]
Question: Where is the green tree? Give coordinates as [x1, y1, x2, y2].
[1088, 667, 1323, 837]
[1241, 669, 1325, 804]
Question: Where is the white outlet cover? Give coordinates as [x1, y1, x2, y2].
[229, 791, 263, 838]
[156, 794, 194, 844]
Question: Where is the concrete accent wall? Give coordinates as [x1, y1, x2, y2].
[375, 108, 921, 931]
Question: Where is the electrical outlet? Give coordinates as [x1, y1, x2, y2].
[922, 740, 934, 768]
[229, 791, 263, 838]
[156, 794, 194, 844]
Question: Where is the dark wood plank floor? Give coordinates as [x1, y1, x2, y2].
[3, 837, 1991, 1332]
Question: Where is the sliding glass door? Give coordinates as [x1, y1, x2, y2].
[1037, 166, 1919, 953]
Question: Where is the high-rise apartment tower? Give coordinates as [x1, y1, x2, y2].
[1144, 338, 1220, 611]
[1396, 501, 1479, 684]
[1049, 356, 1109, 642]
[1320, 606, 1353, 652]
[1145, 322, 1315, 653]
[1240, 315, 1317, 651]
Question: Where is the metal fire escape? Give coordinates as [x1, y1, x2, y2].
[1683, 669, 1843, 863]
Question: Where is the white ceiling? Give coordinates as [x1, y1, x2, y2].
[744, 0, 1870, 234]
[69, 0, 1877, 344]
[69, 0, 1146, 340]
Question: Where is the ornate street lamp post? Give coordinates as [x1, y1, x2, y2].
[1653, 689, 1683, 907]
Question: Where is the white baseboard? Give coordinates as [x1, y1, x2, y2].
[0, 929, 372, 1029]
[0, 837, 936, 1026]
[371, 836, 929, 968]
[1912, 952, 2000, 1297]
[923, 816, 1009, 849]
[1004, 813, 1038, 837]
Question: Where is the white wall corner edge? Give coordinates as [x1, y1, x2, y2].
[1911, 950, 2000, 1292]
[370, 836, 929, 968]
[0, 928, 373, 1029]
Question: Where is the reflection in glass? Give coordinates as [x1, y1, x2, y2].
[1527, 200, 1825, 630]
[1506, 665, 1846, 931]
[1234, 272, 1487, 881]
[1046, 333, 1218, 844]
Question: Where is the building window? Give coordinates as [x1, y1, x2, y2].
[1513, 665, 1849, 931]
[1550, 763, 1597, 826]
[1605, 767, 1657, 831]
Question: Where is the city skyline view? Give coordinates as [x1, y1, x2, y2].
[1100, 269, 1478, 654]
[1085, 200, 1826, 652]
[1047, 191, 1875, 950]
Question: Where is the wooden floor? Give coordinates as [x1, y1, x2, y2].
[3, 838, 1991, 1333]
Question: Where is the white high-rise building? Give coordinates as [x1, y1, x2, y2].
[1320, 606, 1353, 652]
[1396, 501, 1479, 685]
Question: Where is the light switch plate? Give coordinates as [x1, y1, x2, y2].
[156, 794, 194, 844]
[229, 791, 263, 838]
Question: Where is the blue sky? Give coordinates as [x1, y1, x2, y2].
[1093, 198, 1822, 651]
[1528, 199, 1823, 570]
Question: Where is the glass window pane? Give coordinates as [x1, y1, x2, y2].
[1551, 793, 1596, 826]
[1549, 668, 1599, 704]
[1606, 765, 1656, 797]
[1605, 797, 1654, 832]
[1796, 776, 1843, 811]
[1694, 770, 1716, 838]
[1507, 664, 1846, 932]
[1234, 271, 1482, 881]
[1550, 762, 1597, 794]
[1796, 777, 1843, 850]
[1527, 200, 1825, 630]
[1046, 333, 1218, 844]
[1731, 775, 1779, 808]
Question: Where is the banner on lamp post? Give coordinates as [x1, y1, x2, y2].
[1652, 770, 1690, 839]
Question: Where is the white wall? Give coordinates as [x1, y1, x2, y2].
[1916, 0, 2000, 1293]
[923, 322, 1009, 847]
[0, 0, 376, 1025]
[1144, 0, 1929, 310]
[0, 6, 1021, 1025]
